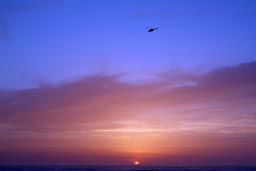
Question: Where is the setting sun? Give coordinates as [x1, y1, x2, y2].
[134, 161, 140, 165]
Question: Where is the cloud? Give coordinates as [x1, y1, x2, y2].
[156, 61, 256, 104]
[0, 62, 256, 132]
[0, 61, 256, 164]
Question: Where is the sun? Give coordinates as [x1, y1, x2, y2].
[134, 161, 140, 165]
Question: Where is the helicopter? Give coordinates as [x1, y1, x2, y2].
[147, 27, 159, 32]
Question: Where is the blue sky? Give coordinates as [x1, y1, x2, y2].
[1, 0, 256, 89]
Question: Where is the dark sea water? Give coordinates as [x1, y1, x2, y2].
[0, 166, 256, 171]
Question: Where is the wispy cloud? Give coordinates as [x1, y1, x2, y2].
[0, 61, 256, 164]
[1, 61, 256, 133]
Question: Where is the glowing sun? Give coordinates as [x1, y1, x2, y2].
[134, 161, 140, 165]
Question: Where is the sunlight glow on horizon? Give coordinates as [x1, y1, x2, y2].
[134, 161, 140, 165]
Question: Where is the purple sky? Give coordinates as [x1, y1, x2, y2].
[0, 0, 256, 166]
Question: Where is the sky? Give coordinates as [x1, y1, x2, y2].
[0, 0, 256, 166]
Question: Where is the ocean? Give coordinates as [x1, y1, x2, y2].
[0, 166, 256, 171]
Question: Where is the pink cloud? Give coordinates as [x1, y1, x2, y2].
[0, 61, 256, 165]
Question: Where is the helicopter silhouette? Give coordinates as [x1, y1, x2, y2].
[147, 27, 159, 32]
